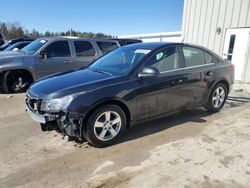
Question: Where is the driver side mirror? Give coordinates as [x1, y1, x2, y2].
[39, 51, 47, 61]
[138, 67, 160, 78]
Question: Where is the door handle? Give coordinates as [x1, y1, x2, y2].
[171, 79, 183, 85]
[64, 60, 72, 64]
[205, 71, 213, 76]
[178, 79, 183, 83]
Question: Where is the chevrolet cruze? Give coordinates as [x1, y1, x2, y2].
[26, 42, 234, 147]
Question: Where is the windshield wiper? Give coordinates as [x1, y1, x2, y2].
[20, 50, 27, 55]
[93, 68, 113, 76]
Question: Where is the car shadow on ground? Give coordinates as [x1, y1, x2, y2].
[116, 109, 210, 145]
[120, 96, 250, 145]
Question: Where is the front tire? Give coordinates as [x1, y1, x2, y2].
[2, 71, 32, 93]
[205, 83, 228, 113]
[85, 105, 127, 147]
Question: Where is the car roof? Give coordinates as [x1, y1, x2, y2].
[37, 36, 119, 43]
[122, 42, 219, 56]
[122, 42, 182, 50]
[14, 41, 31, 44]
[111, 38, 142, 42]
[10, 38, 34, 42]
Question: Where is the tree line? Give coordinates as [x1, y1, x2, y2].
[0, 22, 114, 40]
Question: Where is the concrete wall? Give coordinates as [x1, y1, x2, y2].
[182, 0, 250, 56]
[118, 32, 182, 43]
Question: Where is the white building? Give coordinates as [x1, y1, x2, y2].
[182, 0, 250, 82]
[119, 0, 250, 82]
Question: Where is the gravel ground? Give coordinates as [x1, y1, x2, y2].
[0, 83, 250, 188]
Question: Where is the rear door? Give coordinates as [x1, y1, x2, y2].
[135, 46, 185, 121]
[180, 46, 216, 108]
[73, 40, 97, 69]
[36, 40, 74, 78]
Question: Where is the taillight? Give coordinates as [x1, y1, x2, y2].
[230, 63, 235, 70]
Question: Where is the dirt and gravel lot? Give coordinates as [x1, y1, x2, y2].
[0, 82, 250, 188]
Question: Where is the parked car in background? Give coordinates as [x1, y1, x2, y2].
[3, 41, 32, 51]
[0, 36, 120, 93]
[0, 38, 34, 51]
[26, 42, 234, 147]
[0, 33, 4, 46]
[111, 38, 142, 46]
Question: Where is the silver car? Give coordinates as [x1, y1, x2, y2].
[0, 36, 120, 93]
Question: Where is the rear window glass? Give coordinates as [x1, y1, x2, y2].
[126, 41, 140, 45]
[74, 41, 95, 56]
[204, 52, 218, 64]
[97, 41, 119, 54]
[182, 47, 206, 67]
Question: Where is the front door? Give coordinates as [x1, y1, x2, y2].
[222, 28, 250, 81]
[135, 46, 185, 121]
[36, 40, 75, 79]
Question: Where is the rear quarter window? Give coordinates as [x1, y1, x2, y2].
[97, 41, 119, 54]
[204, 52, 218, 64]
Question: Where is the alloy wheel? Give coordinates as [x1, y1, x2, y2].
[212, 86, 226, 108]
[93, 111, 122, 141]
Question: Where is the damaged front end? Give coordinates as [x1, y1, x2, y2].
[56, 111, 85, 140]
[26, 93, 85, 141]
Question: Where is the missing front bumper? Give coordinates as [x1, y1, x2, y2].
[26, 98, 85, 140]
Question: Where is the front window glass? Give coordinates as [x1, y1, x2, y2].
[44, 41, 71, 57]
[145, 47, 179, 73]
[21, 39, 47, 55]
[89, 47, 151, 75]
[0, 40, 11, 48]
[4, 43, 17, 51]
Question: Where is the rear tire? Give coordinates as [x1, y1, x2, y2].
[84, 105, 127, 148]
[205, 83, 228, 113]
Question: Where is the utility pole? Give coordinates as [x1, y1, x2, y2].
[70, 28, 72, 36]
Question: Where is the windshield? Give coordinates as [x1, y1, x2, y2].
[0, 40, 11, 49]
[89, 47, 151, 75]
[4, 43, 18, 51]
[21, 39, 47, 55]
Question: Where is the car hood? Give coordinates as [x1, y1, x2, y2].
[0, 50, 25, 58]
[0, 51, 26, 64]
[28, 68, 120, 99]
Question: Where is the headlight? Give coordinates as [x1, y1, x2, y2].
[40, 95, 74, 112]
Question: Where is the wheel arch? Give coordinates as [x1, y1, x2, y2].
[0, 69, 35, 92]
[1, 69, 35, 82]
[82, 99, 131, 132]
[212, 80, 230, 94]
[206, 79, 230, 103]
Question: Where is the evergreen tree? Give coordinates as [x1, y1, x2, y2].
[0, 21, 114, 40]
